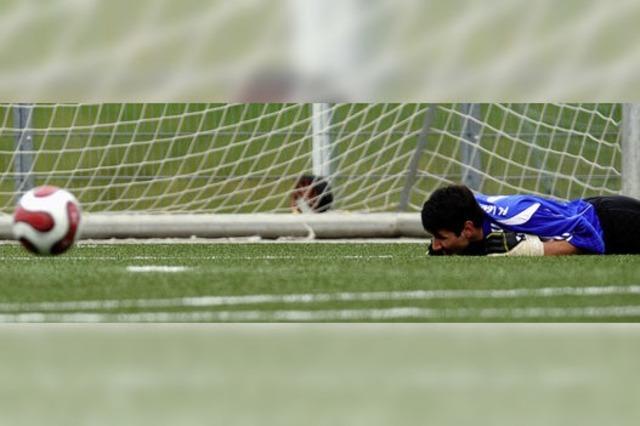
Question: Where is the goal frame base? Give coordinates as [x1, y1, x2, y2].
[0, 213, 428, 240]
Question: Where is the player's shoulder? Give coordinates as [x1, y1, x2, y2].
[476, 192, 590, 219]
[474, 193, 552, 222]
[475, 193, 540, 210]
[475, 192, 567, 208]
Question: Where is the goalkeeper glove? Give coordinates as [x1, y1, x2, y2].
[485, 232, 545, 257]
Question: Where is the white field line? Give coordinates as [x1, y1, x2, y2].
[2, 305, 640, 322]
[0, 285, 639, 313]
[76, 239, 428, 245]
[0, 255, 398, 261]
[127, 266, 190, 273]
[0, 239, 425, 245]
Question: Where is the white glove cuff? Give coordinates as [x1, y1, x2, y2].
[507, 234, 545, 256]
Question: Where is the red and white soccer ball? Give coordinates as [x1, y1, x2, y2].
[13, 186, 82, 255]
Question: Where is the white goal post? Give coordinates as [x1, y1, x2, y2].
[0, 103, 637, 239]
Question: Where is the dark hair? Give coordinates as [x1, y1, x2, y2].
[291, 175, 333, 213]
[421, 184, 485, 235]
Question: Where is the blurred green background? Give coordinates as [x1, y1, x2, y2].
[1, 324, 638, 426]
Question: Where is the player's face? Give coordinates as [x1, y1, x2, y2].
[430, 229, 471, 255]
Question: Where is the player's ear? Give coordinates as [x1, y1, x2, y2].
[461, 220, 476, 238]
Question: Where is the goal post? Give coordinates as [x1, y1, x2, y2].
[0, 103, 630, 239]
[12, 104, 35, 196]
[622, 103, 640, 199]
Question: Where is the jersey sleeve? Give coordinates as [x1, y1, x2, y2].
[477, 195, 605, 254]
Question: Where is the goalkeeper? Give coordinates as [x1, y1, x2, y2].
[421, 184, 640, 256]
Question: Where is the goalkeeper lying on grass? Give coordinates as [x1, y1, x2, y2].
[421, 184, 640, 256]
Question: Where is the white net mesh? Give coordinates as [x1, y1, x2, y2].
[0, 103, 623, 215]
[415, 103, 622, 205]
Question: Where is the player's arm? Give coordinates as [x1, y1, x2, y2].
[542, 240, 582, 255]
[486, 196, 605, 254]
[485, 232, 581, 256]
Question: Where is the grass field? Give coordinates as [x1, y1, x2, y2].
[1, 242, 639, 322]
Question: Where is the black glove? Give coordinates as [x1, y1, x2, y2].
[484, 232, 545, 256]
[484, 232, 522, 255]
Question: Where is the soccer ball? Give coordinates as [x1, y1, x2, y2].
[13, 186, 82, 255]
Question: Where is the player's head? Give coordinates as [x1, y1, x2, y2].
[421, 184, 485, 254]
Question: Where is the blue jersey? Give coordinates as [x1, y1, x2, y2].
[474, 193, 605, 254]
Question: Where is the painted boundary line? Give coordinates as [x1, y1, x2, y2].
[79, 239, 428, 245]
[1, 285, 639, 313]
[1, 239, 427, 245]
[127, 266, 190, 273]
[2, 305, 640, 322]
[0, 255, 399, 261]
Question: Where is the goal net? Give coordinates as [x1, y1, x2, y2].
[0, 103, 627, 238]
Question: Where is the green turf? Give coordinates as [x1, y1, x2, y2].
[0, 243, 639, 322]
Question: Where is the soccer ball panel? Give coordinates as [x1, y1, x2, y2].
[13, 186, 82, 255]
[51, 201, 81, 255]
[13, 206, 55, 232]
